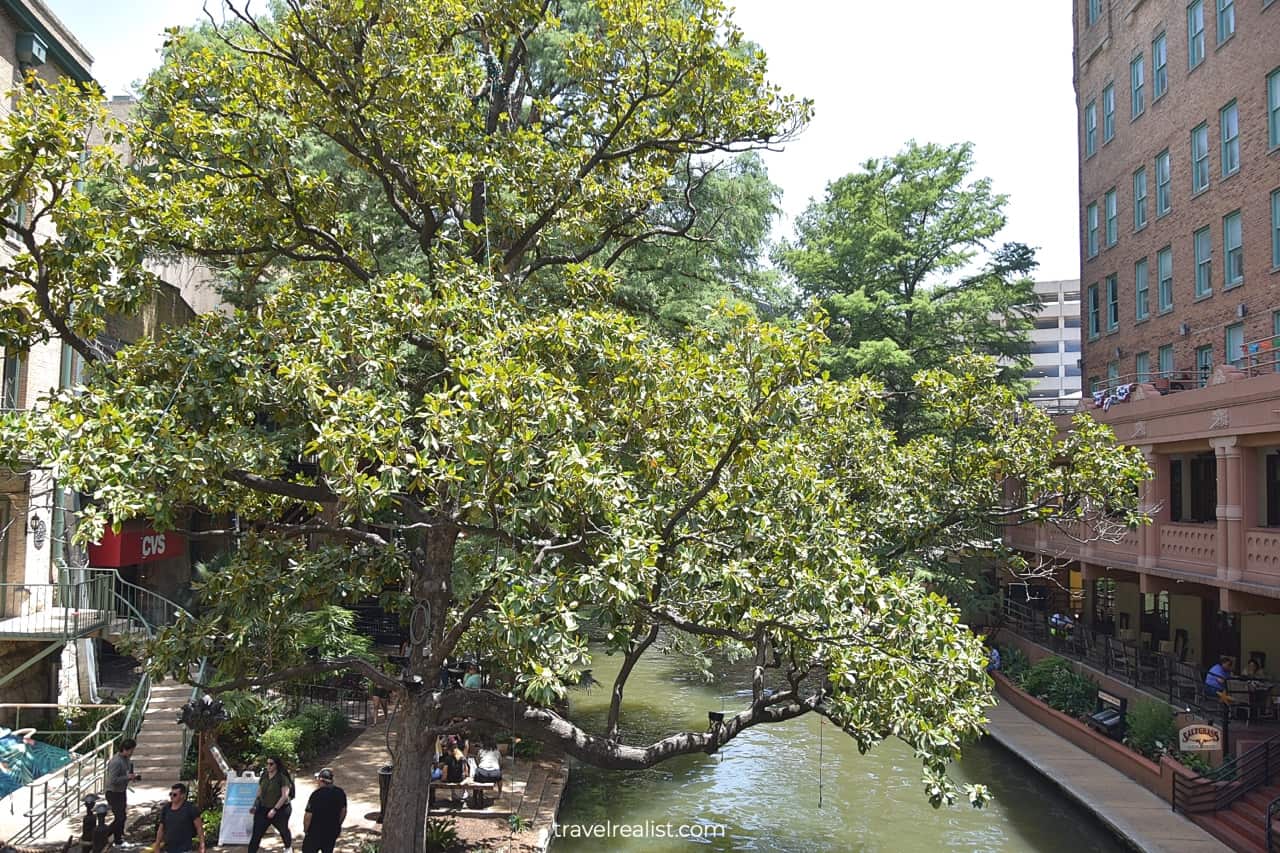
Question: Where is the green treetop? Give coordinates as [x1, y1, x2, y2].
[777, 141, 1040, 429]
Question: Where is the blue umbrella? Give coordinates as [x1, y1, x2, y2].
[0, 727, 74, 799]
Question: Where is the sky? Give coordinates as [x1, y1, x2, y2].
[45, 0, 1081, 282]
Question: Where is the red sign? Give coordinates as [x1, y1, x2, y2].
[87, 523, 186, 567]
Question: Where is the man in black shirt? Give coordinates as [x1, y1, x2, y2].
[155, 783, 205, 853]
[302, 768, 347, 853]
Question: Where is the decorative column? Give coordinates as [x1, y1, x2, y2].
[1211, 436, 1244, 582]
[1138, 445, 1165, 571]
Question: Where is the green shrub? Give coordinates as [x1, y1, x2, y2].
[424, 816, 459, 852]
[1124, 699, 1177, 760]
[258, 724, 303, 768]
[1177, 752, 1213, 775]
[998, 645, 1030, 680]
[1017, 656, 1097, 719]
[201, 808, 222, 845]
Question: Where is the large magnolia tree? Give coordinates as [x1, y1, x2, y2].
[0, 1, 1146, 847]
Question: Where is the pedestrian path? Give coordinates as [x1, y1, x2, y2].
[985, 698, 1230, 853]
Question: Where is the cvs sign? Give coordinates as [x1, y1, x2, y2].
[88, 522, 186, 567]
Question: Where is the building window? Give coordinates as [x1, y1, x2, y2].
[1136, 351, 1151, 383]
[1088, 283, 1100, 338]
[1087, 202, 1099, 257]
[1194, 226, 1213, 297]
[1130, 55, 1145, 119]
[1196, 344, 1214, 386]
[1153, 32, 1168, 99]
[1157, 245, 1174, 311]
[1088, 0, 1103, 25]
[1102, 84, 1115, 142]
[1106, 274, 1119, 330]
[1274, 311, 1280, 373]
[1159, 343, 1175, 378]
[1133, 167, 1148, 230]
[1155, 150, 1171, 216]
[1135, 257, 1150, 320]
[1223, 210, 1243, 286]
[1085, 100, 1097, 158]
[1269, 68, 1280, 150]
[1191, 123, 1210, 192]
[1220, 101, 1239, 177]
[0, 348, 21, 410]
[1226, 321, 1244, 367]
[1107, 360, 1120, 386]
[1273, 188, 1280, 269]
[1105, 188, 1118, 247]
[1188, 1, 1205, 68]
[1217, 0, 1235, 43]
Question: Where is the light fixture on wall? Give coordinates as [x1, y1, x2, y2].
[1179, 322, 1191, 336]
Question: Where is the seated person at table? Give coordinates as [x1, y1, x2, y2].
[1246, 659, 1267, 680]
[472, 739, 503, 785]
[1205, 655, 1234, 698]
[463, 664, 483, 689]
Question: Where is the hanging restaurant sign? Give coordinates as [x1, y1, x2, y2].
[1179, 724, 1223, 751]
[87, 522, 186, 567]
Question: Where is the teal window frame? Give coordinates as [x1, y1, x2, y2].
[1102, 84, 1115, 142]
[1225, 321, 1244, 368]
[1153, 33, 1168, 99]
[1106, 274, 1119, 330]
[1194, 226, 1213, 297]
[1217, 0, 1234, 43]
[1157, 246, 1174, 311]
[1133, 167, 1148, 230]
[1130, 55, 1145, 119]
[1088, 0, 1103, 25]
[1085, 100, 1097, 157]
[1088, 283, 1101, 338]
[1135, 257, 1150, 320]
[0, 348, 21, 410]
[1188, 1, 1205, 68]
[1223, 210, 1242, 286]
[1269, 68, 1280, 149]
[1107, 360, 1120, 386]
[1220, 101, 1239, 177]
[1272, 188, 1280, 269]
[1105, 188, 1118, 246]
[1156, 150, 1171, 216]
[1191, 123, 1209, 193]
[1087, 202, 1099, 257]
[1136, 351, 1151, 383]
[1196, 344, 1213, 386]
[1159, 343, 1175, 378]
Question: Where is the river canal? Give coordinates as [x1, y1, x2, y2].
[553, 648, 1127, 852]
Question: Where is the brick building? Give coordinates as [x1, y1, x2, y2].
[1003, 1, 1280, 744]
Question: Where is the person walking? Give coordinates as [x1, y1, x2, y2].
[302, 768, 347, 853]
[248, 756, 293, 853]
[104, 737, 138, 845]
[154, 783, 204, 853]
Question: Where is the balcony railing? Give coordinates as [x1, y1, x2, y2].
[0, 573, 113, 640]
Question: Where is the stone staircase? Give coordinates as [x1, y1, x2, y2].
[1190, 783, 1280, 853]
[127, 681, 191, 785]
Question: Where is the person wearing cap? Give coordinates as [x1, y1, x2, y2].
[302, 768, 347, 853]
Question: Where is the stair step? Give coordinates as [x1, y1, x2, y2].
[1195, 815, 1266, 853]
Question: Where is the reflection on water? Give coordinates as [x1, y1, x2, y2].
[553, 649, 1126, 852]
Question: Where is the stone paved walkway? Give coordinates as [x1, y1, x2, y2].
[986, 698, 1230, 853]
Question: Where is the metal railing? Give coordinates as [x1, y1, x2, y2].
[1173, 735, 1280, 814]
[1268, 794, 1280, 851]
[0, 573, 113, 640]
[284, 681, 371, 727]
[1, 570, 189, 845]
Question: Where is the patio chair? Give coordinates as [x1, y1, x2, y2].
[1225, 679, 1254, 723]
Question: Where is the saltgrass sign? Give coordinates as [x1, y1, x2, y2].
[1179, 724, 1223, 751]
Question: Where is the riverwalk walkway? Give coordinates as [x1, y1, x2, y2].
[986, 698, 1230, 853]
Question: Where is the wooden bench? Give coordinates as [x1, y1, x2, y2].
[429, 779, 500, 809]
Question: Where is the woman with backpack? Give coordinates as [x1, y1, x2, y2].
[248, 755, 293, 853]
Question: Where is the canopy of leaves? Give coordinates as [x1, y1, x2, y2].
[776, 141, 1040, 429]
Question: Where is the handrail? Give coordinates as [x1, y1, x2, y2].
[68, 705, 125, 755]
[1173, 734, 1280, 815]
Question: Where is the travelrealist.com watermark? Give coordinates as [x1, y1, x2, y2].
[553, 820, 727, 841]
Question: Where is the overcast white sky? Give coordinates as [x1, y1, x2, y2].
[47, 0, 1080, 281]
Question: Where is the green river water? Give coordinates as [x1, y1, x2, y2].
[552, 649, 1128, 852]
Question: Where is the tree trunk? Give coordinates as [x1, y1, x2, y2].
[378, 693, 436, 853]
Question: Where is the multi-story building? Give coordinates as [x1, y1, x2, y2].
[0, 6, 221, 714]
[1005, 1, 1280, 691]
[1025, 278, 1084, 406]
